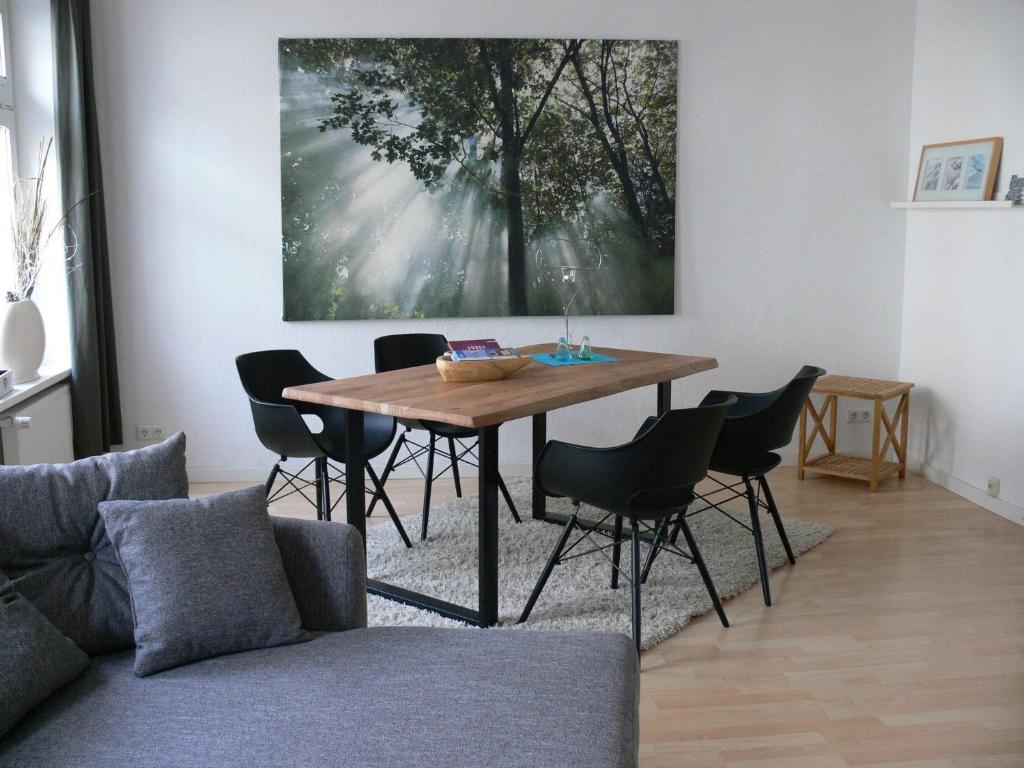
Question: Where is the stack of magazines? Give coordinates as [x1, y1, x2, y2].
[447, 339, 521, 362]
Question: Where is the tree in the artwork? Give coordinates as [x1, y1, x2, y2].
[314, 38, 582, 316]
[560, 39, 677, 261]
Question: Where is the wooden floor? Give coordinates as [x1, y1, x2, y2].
[192, 471, 1024, 767]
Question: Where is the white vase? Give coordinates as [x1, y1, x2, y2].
[0, 299, 46, 384]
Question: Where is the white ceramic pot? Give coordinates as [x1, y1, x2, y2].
[0, 299, 46, 383]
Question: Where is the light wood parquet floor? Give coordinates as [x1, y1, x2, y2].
[192, 470, 1024, 767]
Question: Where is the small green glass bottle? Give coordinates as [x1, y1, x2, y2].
[555, 337, 571, 361]
[578, 336, 593, 360]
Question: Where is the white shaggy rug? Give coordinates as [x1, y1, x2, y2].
[366, 479, 831, 650]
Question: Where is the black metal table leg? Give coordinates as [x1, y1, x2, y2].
[344, 409, 366, 539]
[657, 381, 671, 415]
[358, 413, 501, 628]
[532, 412, 547, 520]
[478, 424, 500, 627]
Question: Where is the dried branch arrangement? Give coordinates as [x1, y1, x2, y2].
[7, 137, 88, 303]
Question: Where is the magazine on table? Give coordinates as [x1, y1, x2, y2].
[447, 339, 520, 361]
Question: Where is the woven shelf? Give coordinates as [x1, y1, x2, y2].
[804, 453, 901, 481]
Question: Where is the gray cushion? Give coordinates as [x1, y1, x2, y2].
[0, 433, 188, 655]
[0, 627, 639, 768]
[99, 486, 308, 676]
[0, 573, 90, 738]
[271, 517, 367, 631]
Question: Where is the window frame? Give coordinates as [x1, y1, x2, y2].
[0, 0, 13, 111]
[0, 0, 15, 296]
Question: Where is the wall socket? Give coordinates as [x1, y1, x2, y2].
[136, 425, 165, 442]
[987, 477, 1000, 498]
[846, 408, 871, 424]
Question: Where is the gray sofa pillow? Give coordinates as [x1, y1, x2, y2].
[0, 433, 188, 655]
[0, 572, 90, 737]
[99, 486, 309, 676]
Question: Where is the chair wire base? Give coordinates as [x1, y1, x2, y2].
[519, 503, 729, 654]
[265, 457, 412, 548]
[371, 427, 521, 541]
[649, 473, 795, 606]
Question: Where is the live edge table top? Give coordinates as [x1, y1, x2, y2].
[283, 344, 718, 428]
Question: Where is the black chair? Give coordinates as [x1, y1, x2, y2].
[370, 333, 521, 541]
[649, 365, 826, 607]
[518, 396, 736, 654]
[236, 349, 412, 547]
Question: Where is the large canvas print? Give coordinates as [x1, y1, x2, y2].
[279, 38, 677, 320]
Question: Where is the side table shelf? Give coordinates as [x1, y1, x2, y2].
[798, 375, 914, 491]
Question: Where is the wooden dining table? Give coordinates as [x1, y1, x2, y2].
[283, 343, 717, 627]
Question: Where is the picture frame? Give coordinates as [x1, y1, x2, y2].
[278, 38, 677, 320]
[913, 137, 1002, 202]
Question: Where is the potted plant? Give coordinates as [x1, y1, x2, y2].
[0, 138, 84, 383]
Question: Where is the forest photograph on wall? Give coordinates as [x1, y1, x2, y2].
[279, 38, 677, 320]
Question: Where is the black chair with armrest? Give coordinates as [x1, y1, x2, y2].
[648, 365, 826, 606]
[236, 349, 412, 547]
[518, 395, 736, 654]
[370, 333, 521, 541]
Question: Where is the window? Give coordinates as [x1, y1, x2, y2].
[0, 0, 15, 297]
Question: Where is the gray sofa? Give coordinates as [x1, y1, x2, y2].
[0, 439, 639, 768]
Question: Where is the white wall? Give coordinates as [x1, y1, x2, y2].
[899, 0, 1024, 521]
[88, 0, 916, 481]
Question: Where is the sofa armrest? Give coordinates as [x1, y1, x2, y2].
[272, 517, 367, 631]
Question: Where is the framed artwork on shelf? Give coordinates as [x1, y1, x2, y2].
[913, 136, 1002, 202]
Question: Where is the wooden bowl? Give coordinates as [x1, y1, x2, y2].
[436, 354, 532, 382]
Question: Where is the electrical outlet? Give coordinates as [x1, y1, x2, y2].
[847, 408, 871, 424]
[136, 425, 164, 442]
[987, 477, 1000, 498]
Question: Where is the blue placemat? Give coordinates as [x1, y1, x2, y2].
[531, 351, 621, 367]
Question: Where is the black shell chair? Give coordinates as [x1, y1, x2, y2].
[370, 333, 521, 541]
[518, 395, 736, 654]
[236, 349, 411, 547]
[652, 365, 826, 606]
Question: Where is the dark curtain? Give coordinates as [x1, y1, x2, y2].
[52, 0, 122, 456]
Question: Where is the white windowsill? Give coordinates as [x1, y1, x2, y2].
[0, 367, 71, 412]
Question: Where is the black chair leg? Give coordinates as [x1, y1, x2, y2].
[367, 431, 406, 518]
[640, 516, 671, 585]
[678, 516, 729, 628]
[497, 473, 522, 523]
[448, 437, 462, 498]
[321, 458, 333, 521]
[668, 514, 683, 546]
[421, 434, 436, 541]
[366, 462, 412, 548]
[519, 513, 578, 624]
[759, 475, 795, 564]
[610, 515, 623, 589]
[630, 519, 642, 655]
[264, 463, 280, 498]
[312, 457, 325, 521]
[745, 476, 772, 606]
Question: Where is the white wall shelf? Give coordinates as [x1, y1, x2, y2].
[891, 200, 1018, 209]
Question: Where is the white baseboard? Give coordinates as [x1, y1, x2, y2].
[190, 457, 1023, 528]
[908, 456, 1024, 527]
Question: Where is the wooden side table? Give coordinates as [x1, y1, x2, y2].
[798, 375, 914, 491]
